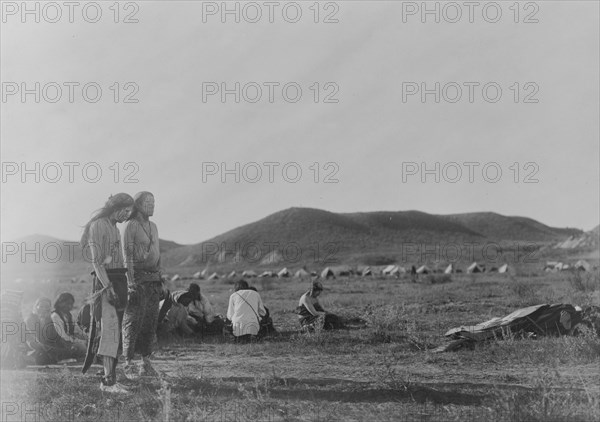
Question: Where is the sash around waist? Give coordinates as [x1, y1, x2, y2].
[133, 268, 160, 274]
[133, 269, 162, 283]
[90, 268, 128, 301]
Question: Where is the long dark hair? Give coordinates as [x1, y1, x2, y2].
[80, 193, 134, 246]
[53, 292, 74, 313]
[128, 191, 153, 221]
[53, 292, 75, 336]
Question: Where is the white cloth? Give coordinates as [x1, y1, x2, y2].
[227, 290, 266, 336]
[97, 292, 120, 358]
[50, 312, 77, 343]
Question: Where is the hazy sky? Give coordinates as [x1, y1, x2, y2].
[2, 1, 599, 244]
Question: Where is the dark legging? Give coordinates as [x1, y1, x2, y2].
[122, 280, 161, 359]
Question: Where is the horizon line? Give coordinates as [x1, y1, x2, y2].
[5, 206, 596, 245]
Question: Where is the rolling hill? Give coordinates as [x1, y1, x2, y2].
[551, 225, 600, 251]
[439, 212, 581, 241]
[3, 209, 588, 279]
[161, 208, 583, 268]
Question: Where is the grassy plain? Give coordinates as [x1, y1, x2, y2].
[1, 270, 599, 421]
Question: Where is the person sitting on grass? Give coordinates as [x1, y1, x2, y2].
[25, 297, 71, 365]
[156, 288, 195, 337]
[172, 283, 224, 336]
[297, 280, 343, 330]
[226, 280, 266, 343]
[247, 286, 276, 337]
[50, 293, 87, 359]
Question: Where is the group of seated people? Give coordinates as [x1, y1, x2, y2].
[158, 280, 277, 342]
[158, 282, 225, 336]
[24, 293, 88, 365]
[6, 279, 343, 366]
[159, 279, 343, 341]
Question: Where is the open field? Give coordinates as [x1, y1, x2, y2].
[2, 270, 600, 421]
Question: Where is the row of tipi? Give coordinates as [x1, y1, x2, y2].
[167, 262, 512, 282]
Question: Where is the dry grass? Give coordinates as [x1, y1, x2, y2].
[2, 268, 599, 421]
[490, 368, 600, 422]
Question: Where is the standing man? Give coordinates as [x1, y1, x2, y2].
[81, 193, 134, 393]
[122, 191, 162, 378]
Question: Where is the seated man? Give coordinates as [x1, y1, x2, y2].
[172, 283, 224, 336]
[297, 281, 343, 330]
[50, 293, 87, 359]
[156, 288, 194, 337]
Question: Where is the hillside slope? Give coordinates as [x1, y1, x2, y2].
[162, 208, 580, 267]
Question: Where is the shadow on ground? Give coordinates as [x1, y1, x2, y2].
[164, 374, 487, 406]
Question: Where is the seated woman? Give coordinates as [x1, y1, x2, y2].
[227, 280, 266, 342]
[25, 298, 67, 365]
[172, 283, 224, 335]
[247, 286, 276, 336]
[50, 293, 87, 358]
[297, 281, 343, 330]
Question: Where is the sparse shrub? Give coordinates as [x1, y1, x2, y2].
[508, 276, 540, 306]
[294, 319, 328, 346]
[376, 351, 413, 392]
[362, 304, 408, 342]
[541, 288, 560, 304]
[561, 269, 600, 307]
[362, 304, 430, 349]
[569, 269, 600, 293]
[569, 324, 600, 357]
